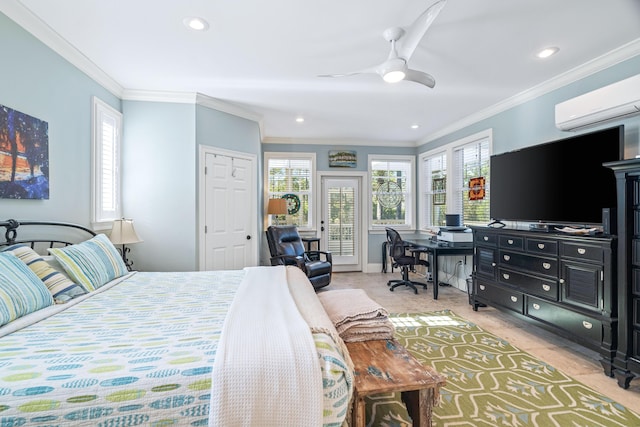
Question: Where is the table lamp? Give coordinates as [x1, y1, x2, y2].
[109, 218, 143, 271]
[267, 198, 287, 225]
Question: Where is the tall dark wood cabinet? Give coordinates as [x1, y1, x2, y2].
[605, 158, 640, 388]
[470, 227, 617, 377]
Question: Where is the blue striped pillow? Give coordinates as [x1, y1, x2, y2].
[0, 251, 54, 327]
[2, 244, 87, 303]
[48, 234, 129, 292]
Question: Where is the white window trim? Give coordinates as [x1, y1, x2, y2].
[264, 152, 316, 231]
[91, 96, 123, 230]
[368, 154, 416, 231]
[418, 129, 493, 230]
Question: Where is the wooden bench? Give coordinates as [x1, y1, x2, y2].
[346, 338, 446, 427]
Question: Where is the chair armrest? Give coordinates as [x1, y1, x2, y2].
[306, 250, 332, 264]
[270, 254, 305, 268]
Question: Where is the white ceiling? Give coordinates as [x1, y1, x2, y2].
[5, 0, 640, 145]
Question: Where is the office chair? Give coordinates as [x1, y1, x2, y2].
[385, 227, 428, 294]
[265, 225, 332, 290]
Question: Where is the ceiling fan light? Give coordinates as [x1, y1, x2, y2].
[383, 70, 406, 83]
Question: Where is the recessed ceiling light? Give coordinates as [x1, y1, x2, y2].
[537, 47, 559, 59]
[183, 17, 209, 31]
[296, 117, 304, 123]
[411, 124, 419, 129]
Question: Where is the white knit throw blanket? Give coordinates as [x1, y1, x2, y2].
[208, 266, 323, 426]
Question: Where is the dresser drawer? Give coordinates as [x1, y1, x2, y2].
[475, 231, 497, 246]
[526, 297, 602, 345]
[499, 235, 524, 250]
[526, 238, 557, 256]
[476, 282, 523, 314]
[499, 251, 557, 277]
[498, 268, 558, 301]
[560, 242, 604, 263]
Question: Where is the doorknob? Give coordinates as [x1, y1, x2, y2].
[246, 235, 251, 240]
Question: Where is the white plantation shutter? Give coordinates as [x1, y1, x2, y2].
[369, 155, 414, 229]
[92, 97, 122, 226]
[452, 137, 490, 224]
[420, 151, 447, 228]
[265, 153, 315, 229]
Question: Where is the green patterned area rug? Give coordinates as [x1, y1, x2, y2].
[366, 310, 640, 427]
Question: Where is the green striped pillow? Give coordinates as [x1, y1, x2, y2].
[3, 244, 87, 303]
[0, 251, 54, 326]
[48, 234, 129, 292]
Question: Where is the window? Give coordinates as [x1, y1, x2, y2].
[369, 155, 415, 229]
[265, 153, 315, 229]
[91, 97, 122, 228]
[419, 129, 492, 229]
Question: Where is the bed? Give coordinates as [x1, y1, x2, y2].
[0, 219, 353, 426]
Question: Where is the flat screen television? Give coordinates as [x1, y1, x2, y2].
[490, 125, 623, 226]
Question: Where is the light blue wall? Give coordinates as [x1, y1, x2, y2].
[121, 101, 197, 271]
[0, 12, 120, 225]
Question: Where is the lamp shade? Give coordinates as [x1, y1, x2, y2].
[109, 219, 143, 245]
[267, 198, 287, 215]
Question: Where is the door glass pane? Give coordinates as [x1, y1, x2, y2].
[328, 185, 355, 256]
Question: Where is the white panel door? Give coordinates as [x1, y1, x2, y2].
[322, 176, 361, 272]
[204, 152, 254, 270]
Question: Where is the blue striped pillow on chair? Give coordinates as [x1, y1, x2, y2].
[49, 234, 129, 292]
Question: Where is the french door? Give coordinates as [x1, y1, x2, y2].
[321, 176, 362, 272]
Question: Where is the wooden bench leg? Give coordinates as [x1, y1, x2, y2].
[402, 388, 434, 427]
[353, 395, 366, 427]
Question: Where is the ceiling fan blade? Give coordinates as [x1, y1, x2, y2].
[398, 0, 447, 60]
[405, 69, 436, 88]
[317, 65, 380, 78]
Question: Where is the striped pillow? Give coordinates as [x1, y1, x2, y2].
[0, 251, 54, 326]
[48, 234, 129, 292]
[3, 244, 87, 303]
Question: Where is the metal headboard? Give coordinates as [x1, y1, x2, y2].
[0, 219, 96, 253]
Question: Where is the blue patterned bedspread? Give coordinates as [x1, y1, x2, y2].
[0, 270, 352, 426]
[0, 270, 244, 426]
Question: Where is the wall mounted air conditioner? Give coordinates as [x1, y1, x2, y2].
[555, 73, 640, 131]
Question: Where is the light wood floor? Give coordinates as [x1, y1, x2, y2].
[322, 270, 640, 411]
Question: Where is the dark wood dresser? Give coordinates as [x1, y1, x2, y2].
[470, 226, 617, 379]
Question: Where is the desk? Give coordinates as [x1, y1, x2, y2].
[404, 239, 474, 300]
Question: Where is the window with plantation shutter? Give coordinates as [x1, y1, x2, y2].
[419, 129, 492, 229]
[369, 155, 414, 229]
[91, 97, 122, 228]
[265, 153, 315, 229]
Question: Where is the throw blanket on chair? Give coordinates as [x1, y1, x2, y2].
[209, 266, 323, 426]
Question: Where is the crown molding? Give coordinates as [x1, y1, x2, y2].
[418, 38, 640, 146]
[263, 136, 416, 147]
[1, 0, 124, 97]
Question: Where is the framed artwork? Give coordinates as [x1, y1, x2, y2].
[0, 104, 49, 199]
[329, 150, 356, 167]
[469, 176, 485, 200]
[432, 177, 446, 205]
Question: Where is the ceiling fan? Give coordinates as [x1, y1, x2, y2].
[319, 0, 447, 88]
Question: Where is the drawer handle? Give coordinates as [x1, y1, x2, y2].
[582, 321, 593, 330]
[510, 296, 518, 302]
[503, 273, 510, 280]
[532, 303, 540, 310]
[503, 254, 511, 261]
[559, 278, 565, 284]
[491, 262, 497, 267]
[483, 236, 489, 241]
[542, 284, 551, 291]
[479, 285, 486, 291]
[542, 262, 551, 270]
[537, 243, 545, 249]
[578, 248, 586, 255]
[507, 239, 514, 245]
